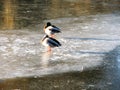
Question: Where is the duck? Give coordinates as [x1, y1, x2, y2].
[44, 22, 61, 37]
[41, 34, 61, 51]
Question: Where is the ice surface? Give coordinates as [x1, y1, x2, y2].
[0, 14, 120, 79]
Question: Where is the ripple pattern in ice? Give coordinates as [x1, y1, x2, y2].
[0, 14, 120, 79]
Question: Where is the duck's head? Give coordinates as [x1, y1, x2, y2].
[41, 34, 49, 41]
[46, 22, 52, 27]
[44, 22, 52, 29]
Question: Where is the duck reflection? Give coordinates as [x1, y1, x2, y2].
[41, 51, 52, 68]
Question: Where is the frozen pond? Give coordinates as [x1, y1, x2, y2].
[0, 14, 120, 80]
[0, 0, 120, 90]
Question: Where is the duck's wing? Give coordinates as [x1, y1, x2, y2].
[48, 38, 61, 47]
[50, 25, 61, 33]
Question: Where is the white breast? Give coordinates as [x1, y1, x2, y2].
[45, 26, 53, 35]
[42, 38, 49, 47]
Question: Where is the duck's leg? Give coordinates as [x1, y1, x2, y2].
[50, 34, 55, 38]
[47, 46, 51, 52]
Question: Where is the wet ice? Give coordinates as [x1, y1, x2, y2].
[0, 14, 120, 79]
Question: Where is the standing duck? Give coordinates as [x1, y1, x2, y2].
[44, 22, 61, 38]
[41, 34, 61, 51]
